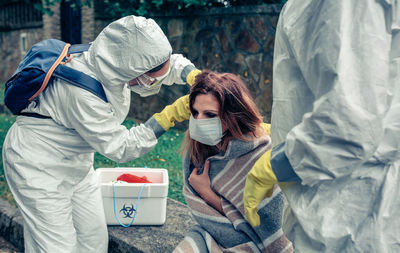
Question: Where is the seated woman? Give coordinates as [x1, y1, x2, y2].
[172, 70, 293, 252]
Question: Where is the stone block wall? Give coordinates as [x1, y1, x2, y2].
[126, 5, 283, 123]
[81, 4, 96, 43]
[0, 28, 44, 84]
[42, 4, 61, 40]
[0, 1, 95, 83]
[0, 1, 62, 77]
[1, 4, 282, 125]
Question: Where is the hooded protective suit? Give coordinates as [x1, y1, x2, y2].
[2, 15, 194, 253]
[264, 0, 400, 252]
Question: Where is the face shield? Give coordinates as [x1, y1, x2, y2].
[128, 66, 170, 97]
[136, 67, 170, 87]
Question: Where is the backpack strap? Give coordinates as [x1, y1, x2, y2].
[28, 43, 71, 102]
[59, 43, 108, 102]
[19, 112, 52, 119]
[54, 65, 108, 103]
[29, 42, 108, 104]
[68, 44, 91, 54]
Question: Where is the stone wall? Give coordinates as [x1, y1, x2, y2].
[0, 2, 61, 82]
[127, 5, 283, 123]
[81, 4, 96, 43]
[42, 4, 61, 40]
[0, 28, 44, 85]
[1, 4, 282, 125]
[0, 1, 95, 83]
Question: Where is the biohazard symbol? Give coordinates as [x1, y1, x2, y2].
[120, 204, 136, 218]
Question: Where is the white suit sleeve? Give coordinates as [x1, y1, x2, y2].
[161, 54, 196, 85]
[271, 0, 392, 186]
[63, 87, 157, 163]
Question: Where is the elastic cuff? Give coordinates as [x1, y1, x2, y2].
[271, 142, 301, 182]
[181, 65, 196, 84]
[144, 116, 165, 138]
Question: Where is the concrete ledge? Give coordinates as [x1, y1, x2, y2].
[107, 198, 195, 252]
[0, 198, 195, 252]
[0, 198, 24, 251]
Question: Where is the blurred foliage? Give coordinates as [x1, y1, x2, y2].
[30, 0, 92, 16]
[97, 0, 286, 18]
[31, 0, 286, 17]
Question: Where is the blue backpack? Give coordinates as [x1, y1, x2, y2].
[4, 39, 108, 116]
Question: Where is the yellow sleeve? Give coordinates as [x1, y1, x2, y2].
[152, 68, 202, 131]
[260, 122, 271, 135]
[243, 148, 277, 227]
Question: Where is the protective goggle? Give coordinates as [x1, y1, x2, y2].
[136, 67, 171, 88]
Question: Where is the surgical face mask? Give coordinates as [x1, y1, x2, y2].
[129, 82, 162, 97]
[189, 114, 223, 146]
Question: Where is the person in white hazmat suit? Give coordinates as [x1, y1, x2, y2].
[242, 0, 400, 252]
[2, 15, 200, 252]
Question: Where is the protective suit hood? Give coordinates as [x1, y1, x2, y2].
[85, 15, 172, 87]
[81, 15, 172, 120]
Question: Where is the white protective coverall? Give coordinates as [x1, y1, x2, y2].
[270, 0, 400, 252]
[2, 15, 194, 253]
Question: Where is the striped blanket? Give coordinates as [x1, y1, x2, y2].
[174, 135, 293, 253]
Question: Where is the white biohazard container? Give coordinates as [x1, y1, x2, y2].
[96, 167, 169, 226]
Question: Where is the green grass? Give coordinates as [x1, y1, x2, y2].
[0, 113, 186, 205]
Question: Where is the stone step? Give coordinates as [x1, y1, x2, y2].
[0, 197, 195, 252]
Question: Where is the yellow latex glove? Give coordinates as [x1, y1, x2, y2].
[244, 148, 277, 227]
[186, 69, 202, 86]
[153, 95, 191, 131]
[152, 69, 202, 131]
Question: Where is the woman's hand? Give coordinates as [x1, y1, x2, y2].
[188, 160, 223, 214]
[188, 160, 211, 194]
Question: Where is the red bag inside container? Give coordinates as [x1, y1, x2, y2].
[117, 173, 152, 183]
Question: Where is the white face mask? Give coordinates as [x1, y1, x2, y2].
[129, 82, 162, 97]
[189, 114, 223, 146]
